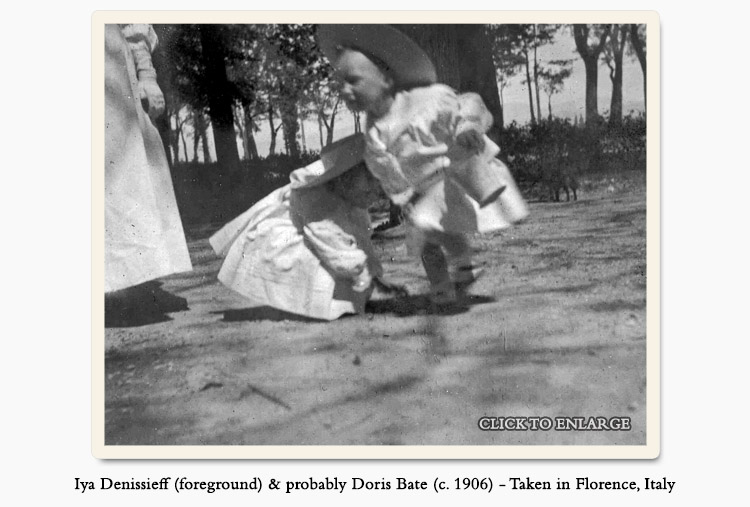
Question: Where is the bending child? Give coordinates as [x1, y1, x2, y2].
[210, 134, 403, 321]
[318, 24, 528, 310]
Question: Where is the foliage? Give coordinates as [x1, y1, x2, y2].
[501, 113, 646, 201]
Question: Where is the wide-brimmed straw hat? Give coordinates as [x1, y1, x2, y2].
[293, 134, 366, 188]
[317, 24, 437, 89]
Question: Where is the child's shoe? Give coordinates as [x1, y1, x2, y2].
[454, 264, 485, 296]
[428, 282, 467, 314]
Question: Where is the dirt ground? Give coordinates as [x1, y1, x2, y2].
[104, 172, 648, 447]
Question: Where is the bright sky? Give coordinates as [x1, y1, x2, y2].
[500, 28, 645, 125]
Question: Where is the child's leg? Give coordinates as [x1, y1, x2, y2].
[436, 232, 484, 292]
[438, 232, 472, 268]
[420, 240, 456, 304]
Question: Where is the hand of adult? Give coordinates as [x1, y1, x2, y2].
[139, 74, 165, 122]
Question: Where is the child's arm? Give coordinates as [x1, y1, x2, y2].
[303, 220, 368, 280]
[454, 92, 494, 154]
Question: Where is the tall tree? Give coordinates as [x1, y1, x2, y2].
[573, 24, 612, 123]
[488, 24, 526, 129]
[261, 24, 332, 158]
[398, 25, 461, 88]
[629, 24, 647, 109]
[538, 59, 573, 120]
[192, 109, 211, 163]
[489, 24, 539, 125]
[316, 95, 341, 147]
[603, 24, 628, 125]
[530, 25, 559, 123]
[302, 61, 341, 148]
[198, 25, 242, 174]
[456, 25, 505, 142]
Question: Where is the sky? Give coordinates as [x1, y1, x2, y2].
[501, 27, 645, 125]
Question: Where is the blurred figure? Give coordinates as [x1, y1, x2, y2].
[318, 25, 528, 312]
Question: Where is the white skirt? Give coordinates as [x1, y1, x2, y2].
[104, 25, 192, 292]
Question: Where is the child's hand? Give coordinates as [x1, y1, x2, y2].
[455, 126, 485, 154]
[352, 266, 373, 293]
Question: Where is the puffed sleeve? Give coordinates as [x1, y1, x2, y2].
[364, 127, 416, 206]
[292, 187, 373, 289]
[303, 220, 369, 281]
[120, 24, 158, 76]
[457, 92, 494, 134]
[120, 24, 158, 52]
[451, 91, 500, 161]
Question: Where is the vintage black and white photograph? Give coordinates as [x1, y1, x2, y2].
[96, 13, 657, 457]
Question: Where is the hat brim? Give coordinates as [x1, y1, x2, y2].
[297, 134, 366, 188]
[317, 24, 437, 89]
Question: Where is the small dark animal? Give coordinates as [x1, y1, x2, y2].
[546, 172, 578, 202]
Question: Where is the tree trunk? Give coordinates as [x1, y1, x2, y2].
[326, 112, 335, 146]
[192, 110, 204, 162]
[609, 26, 626, 126]
[234, 104, 249, 161]
[573, 24, 612, 124]
[170, 115, 182, 164]
[630, 24, 647, 110]
[455, 25, 504, 142]
[524, 50, 536, 125]
[267, 105, 277, 156]
[317, 114, 324, 150]
[547, 93, 553, 120]
[280, 101, 300, 159]
[498, 84, 505, 129]
[318, 111, 325, 150]
[199, 25, 241, 175]
[300, 113, 307, 153]
[398, 25, 461, 89]
[202, 132, 211, 163]
[243, 111, 259, 160]
[533, 25, 543, 123]
[179, 125, 188, 163]
[583, 57, 599, 123]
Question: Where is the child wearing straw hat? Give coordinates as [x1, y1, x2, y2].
[210, 134, 403, 321]
[317, 24, 528, 310]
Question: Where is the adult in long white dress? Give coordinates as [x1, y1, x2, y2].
[104, 24, 192, 295]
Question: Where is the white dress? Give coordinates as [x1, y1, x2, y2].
[364, 84, 528, 253]
[209, 161, 382, 321]
[104, 24, 192, 292]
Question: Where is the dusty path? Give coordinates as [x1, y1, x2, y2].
[105, 174, 647, 446]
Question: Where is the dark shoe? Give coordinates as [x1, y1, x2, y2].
[454, 265, 485, 296]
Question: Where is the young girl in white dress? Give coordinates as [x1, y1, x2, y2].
[210, 134, 402, 321]
[317, 24, 528, 310]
